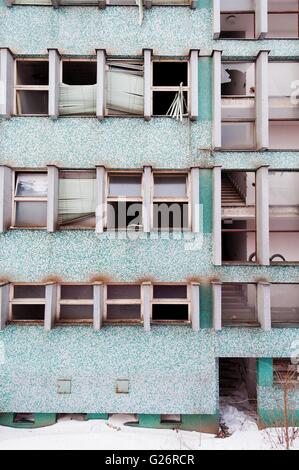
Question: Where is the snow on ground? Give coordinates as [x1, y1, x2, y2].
[0, 409, 298, 450]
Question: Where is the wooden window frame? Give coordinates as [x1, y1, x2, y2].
[151, 58, 190, 117]
[151, 283, 191, 324]
[11, 170, 48, 229]
[56, 283, 94, 324]
[9, 283, 46, 324]
[103, 283, 143, 324]
[14, 58, 49, 117]
[105, 170, 144, 232]
[152, 171, 191, 232]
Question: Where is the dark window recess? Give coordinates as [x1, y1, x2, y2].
[11, 304, 45, 321]
[59, 305, 94, 321]
[60, 285, 93, 300]
[153, 202, 188, 231]
[106, 304, 141, 321]
[16, 91, 49, 115]
[107, 201, 143, 230]
[14, 285, 45, 299]
[161, 414, 181, 423]
[153, 62, 188, 87]
[153, 91, 188, 116]
[153, 285, 187, 299]
[13, 413, 35, 424]
[16, 61, 49, 86]
[107, 285, 141, 300]
[152, 304, 189, 321]
[62, 62, 97, 85]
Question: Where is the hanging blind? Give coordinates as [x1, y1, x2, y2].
[106, 63, 144, 115]
[58, 178, 96, 225]
[59, 84, 97, 116]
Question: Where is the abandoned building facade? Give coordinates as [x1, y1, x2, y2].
[0, 0, 298, 431]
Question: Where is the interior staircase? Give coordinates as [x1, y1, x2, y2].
[222, 284, 256, 325]
[221, 173, 246, 207]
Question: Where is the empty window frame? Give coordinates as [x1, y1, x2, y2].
[59, 59, 97, 116]
[105, 59, 144, 116]
[221, 61, 256, 150]
[222, 283, 259, 327]
[14, 59, 49, 116]
[268, 61, 299, 150]
[271, 284, 299, 327]
[104, 284, 142, 323]
[58, 170, 97, 229]
[57, 284, 94, 323]
[12, 172, 48, 228]
[151, 284, 190, 323]
[220, 0, 255, 39]
[267, 0, 299, 38]
[9, 284, 46, 322]
[221, 171, 256, 263]
[106, 173, 143, 231]
[152, 60, 189, 118]
[273, 358, 299, 384]
[269, 171, 299, 263]
[153, 173, 190, 231]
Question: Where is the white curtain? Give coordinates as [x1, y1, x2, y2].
[106, 64, 144, 115]
[59, 178, 96, 225]
[59, 84, 97, 116]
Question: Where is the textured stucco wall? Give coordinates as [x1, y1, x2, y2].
[0, 326, 298, 414]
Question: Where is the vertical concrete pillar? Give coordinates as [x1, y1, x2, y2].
[255, 0, 268, 39]
[213, 0, 220, 38]
[256, 51, 269, 150]
[191, 167, 200, 234]
[191, 282, 200, 332]
[212, 50, 222, 150]
[142, 282, 152, 332]
[213, 166, 222, 266]
[48, 49, 60, 119]
[47, 165, 59, 233]
[189, 50, 199, 121]
[0, 165, 13, 233]
[0, 283, 10, 330]
[0, 48, 14, 118]
[93, 283, 104, 331]
[96, 49, 106, 119]
[143, 166, 152, 233]
[45, 283, 57, 332]
[256, 166, 270, 266]
[212, 282, 222, 331]
[257, 282, 271, 331]
[143, 49, 152, 121]
[96, 166, 106, 234]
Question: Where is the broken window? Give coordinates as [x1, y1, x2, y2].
[273, 358, 299, 384]
[15, 59, 49, 115]
[268, 62, 299, 150]
[106, 173, 143, 231]
[13, 413, 35, 424]
[10, 284, 46, 322]
[221, 62, 256, 150]
[104, 284, 142, 323]
[152, 61, 189, 118]
[152, 285, 190, 322]
[58, 170, 96, 229]
[13, 172, 48, 228]
[221, 171, 256, 263]
[57, 284, 94, 322]
[222, 283, 259, 327]
[271, 284, 299, 327]
[269, 171, 299, 263]
[153, 174, 189, 231]
[267, 0, 299, 38]
[106, 59, 144, 116]
[59, 60, 97, 116]
[220, 0, 255, 39]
